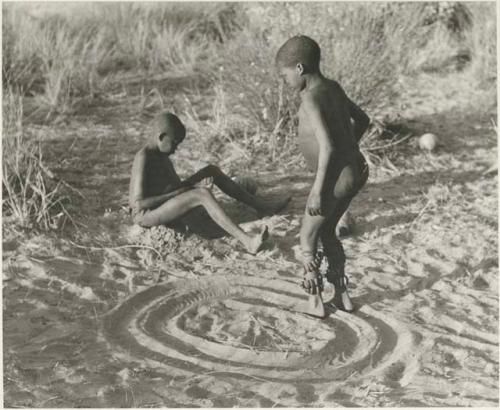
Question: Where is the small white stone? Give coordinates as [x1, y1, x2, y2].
[419, 133, 438, 151]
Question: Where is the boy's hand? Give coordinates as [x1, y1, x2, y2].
[306, 190, 322, 216]
[198, 177, 214, 190]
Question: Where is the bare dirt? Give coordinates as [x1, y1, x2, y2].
[3, 76, 498, 407]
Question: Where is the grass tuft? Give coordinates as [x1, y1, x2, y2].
[2, 88, 69, 230]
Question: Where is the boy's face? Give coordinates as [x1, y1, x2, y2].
[278, 64, 305, 91]
[158, 129, 185, 154]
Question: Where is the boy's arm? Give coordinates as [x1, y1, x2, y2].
[302, 96, 334, 216]
[348, 99, 370, 142]
[179, 170, 207, 188]
[131, 151, 191, 211]
[179, 165, 219, 189]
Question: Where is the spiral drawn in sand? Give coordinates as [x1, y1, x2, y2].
[103, 276, 414, 382]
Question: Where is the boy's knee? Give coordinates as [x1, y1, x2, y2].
[301, 215, 322, 232]
[333, 166, 356, 199]
[300, 222, 321, 244]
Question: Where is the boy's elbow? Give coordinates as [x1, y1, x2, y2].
[359, 112, 370, 128]
[362, 120, 370, 135]
[357, 116, 370, 137]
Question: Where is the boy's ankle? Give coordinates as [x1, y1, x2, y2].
[328, 275, 349, 292]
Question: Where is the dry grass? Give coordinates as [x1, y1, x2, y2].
[2, 3, 242, 115]
[3, 2, 493, 118]
[207, 2, 495, 170]
[464, 3, 497, 86]
[2, 88, 70, 230]
[233, 3, 430, 110]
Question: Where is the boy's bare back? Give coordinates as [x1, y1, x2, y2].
[297, 79, 359, 172]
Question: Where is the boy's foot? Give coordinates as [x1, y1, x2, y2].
[246, 225, 269, 255]
[307, 294, 326, 318]
[328, 275, 354, 312]
[332, 289, 354, 313]
[258, 196, 291, 216]
[292, 294, 326, 318]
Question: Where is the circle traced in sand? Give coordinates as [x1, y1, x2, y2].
[103, 276, 413, 382]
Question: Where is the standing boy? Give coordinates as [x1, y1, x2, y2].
[129, 112, 290, 255]
[275, 36, 370, 311]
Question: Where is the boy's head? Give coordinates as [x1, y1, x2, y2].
[275, 35, 321, 90]
[155, 112, 186, 154]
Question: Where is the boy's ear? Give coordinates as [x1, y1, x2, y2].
[158, 132, 166, 141]
[296, 63, 305, 76]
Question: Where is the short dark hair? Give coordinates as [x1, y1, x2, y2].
[275, 35, 321, 72]
[156, 112, 186, 136]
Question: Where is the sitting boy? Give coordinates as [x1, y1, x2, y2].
[275, 36, 370, 311]
[129, 112, 290, 254]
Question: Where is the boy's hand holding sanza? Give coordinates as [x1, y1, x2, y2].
[198, 177, 214, 190]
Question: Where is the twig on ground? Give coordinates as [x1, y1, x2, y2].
[60, 179, 86, 199]
[68, 241, 164, 260]
[410, 197, 433, 228]
[366, 133, 413, 152]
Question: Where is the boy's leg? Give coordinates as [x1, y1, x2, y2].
[192, 165, 290, 214]
[178, 207, 226, 239]
[299, 195, 348, 294]
[335, 152, 369, 237]
[319, 197, 354, 312]
[299, 212, 329, 294]
[140, 187, 268, 254]
[309, 153, 368, 307]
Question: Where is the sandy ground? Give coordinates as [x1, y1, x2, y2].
[3, 76, 498, 407]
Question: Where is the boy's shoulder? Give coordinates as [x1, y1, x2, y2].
[133, 146, 154, 167]
[136, 145, 157, 158]
[134, 146, 146, 159]
[305, 78, 343, 99]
